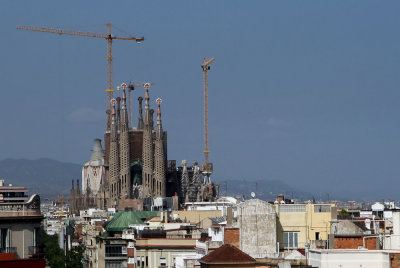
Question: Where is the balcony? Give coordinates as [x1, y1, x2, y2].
[105, 245, 127, 258]
[0, 247, 16, 254]
[310, 240, 327, 249]
[28, 246, 45, 258]
[122, 230, 136, 240]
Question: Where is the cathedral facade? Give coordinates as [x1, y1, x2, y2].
[71, 83, 218, 212]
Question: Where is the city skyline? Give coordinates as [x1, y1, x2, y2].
[1, 1, 400, 199]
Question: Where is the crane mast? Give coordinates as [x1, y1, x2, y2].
[201, 56, 215, 183]
[126, 82, 156, 128]
[17, 24, 144, 118]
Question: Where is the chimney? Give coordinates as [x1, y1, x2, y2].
[227, 206, 233, 227]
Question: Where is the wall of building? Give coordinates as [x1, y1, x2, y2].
[331, 220, 364, 236]
[135, 247, 197, 268]
[276, 203, 336, 249]
[0, 258, 45, 268]
[129, 130, 144, 162]
[385, 211, 400, 250]
[236, 199, 277, 258]
[334, 236, 377, 250]
[0, 221, 40, 259]
[389, 253, 400, 267]
[224, 228, 240, 248]
[308, 249, 391, 268]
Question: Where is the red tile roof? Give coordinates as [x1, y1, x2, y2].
[200, 244, 256, 264]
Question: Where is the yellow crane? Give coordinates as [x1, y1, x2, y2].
[201, 56, 215, 182]
[17, 23, 144, 112]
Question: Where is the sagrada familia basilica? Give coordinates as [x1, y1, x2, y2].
[70, 83, 218, 212]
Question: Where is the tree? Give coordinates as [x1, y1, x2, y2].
[39, 228, 83, 268]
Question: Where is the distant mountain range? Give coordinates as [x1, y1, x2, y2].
[0, 158, 320, 202]
[0, 158, 82, 199]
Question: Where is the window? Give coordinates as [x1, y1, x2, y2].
[105, 260, 124, 268]
[33, 227, 40, 246]
[283, 232, 299, 249]
[315, 232, 320, 240]
[128, 257, 134, 264]
[105, 244, 126, 257]
[280, 205, 306, 213]
[314, 205, 331, 213]
[0, 229, 10, 250]
[160, 257, 166, 267]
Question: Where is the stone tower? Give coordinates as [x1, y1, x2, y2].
[192, 161, 202, 201]
[181, 160, 189, 202]
[82, 139, 105, 196]
[116, 97, 121, 133]
[138, 96, 144, 130]
[109, 99, 120, 204]
[154, 98, 166, 197]
[119, 84, 131, 199]
[141, 84, 154, 197]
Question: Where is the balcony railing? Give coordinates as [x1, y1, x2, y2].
[0, 247, 16, 254]
[28, 246, 45, 258]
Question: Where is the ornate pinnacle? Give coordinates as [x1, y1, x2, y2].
[156, 98, 162, 116]
[121, 83, 127, 102]
[144, 83, 151, 102]
[111, 98, 116, 121]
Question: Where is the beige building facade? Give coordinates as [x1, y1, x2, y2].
[276, 203, 337, 250]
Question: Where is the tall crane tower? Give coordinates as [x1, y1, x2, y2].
[17, 24, 144, 113]
[201, 56, 215, 183]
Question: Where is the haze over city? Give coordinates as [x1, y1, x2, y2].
[1, 1, 400, 199]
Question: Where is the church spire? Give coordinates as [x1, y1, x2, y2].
[116, 97, 121, 132]
[141, 83, 154, 197]
[109, 98, 120, 203]
[156, 98, 163, 135]
[144, 84, 150, 124]
[119, 83, 131, 199]
[138, 96, 144, 130]
[154, 98, 166, 197]
[120, 83, 129, 132]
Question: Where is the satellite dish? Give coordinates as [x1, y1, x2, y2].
[251, 192, 256, 198]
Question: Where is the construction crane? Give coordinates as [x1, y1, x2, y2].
[124, 81, 156, 128]
[16, 24, 144, 112]
[201, 56, 215, 183]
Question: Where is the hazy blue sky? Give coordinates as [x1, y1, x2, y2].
[1, 1, 400, 199]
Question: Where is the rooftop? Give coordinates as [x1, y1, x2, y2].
[200, 244, 256, 264]
[106, 210, 157, 232]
